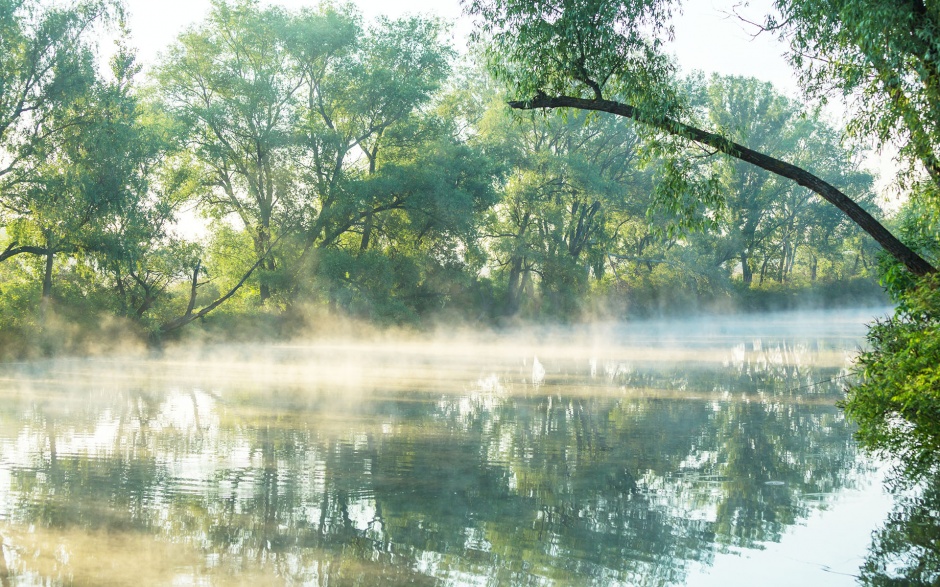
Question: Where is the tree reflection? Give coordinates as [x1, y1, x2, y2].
[859, 477, 940, 587]
[0, 344, 869, 585]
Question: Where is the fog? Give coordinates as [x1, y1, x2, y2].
[0, 307, 882, 404]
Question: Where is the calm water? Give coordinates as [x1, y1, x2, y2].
[0, 310, 906, 586]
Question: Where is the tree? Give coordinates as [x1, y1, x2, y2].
[0, 0, 120, 298]
[846, 271, 940, 483]
[698, 75, 878, 286]
[771, 0, 940, 192]
[479, 104, 649, 317]
[156, 0, 305, 305]
[0, 0, 116, 185]
[289, 11, 456, 263]
[463, 0, 936, 276]
[157, 0, 456, 307]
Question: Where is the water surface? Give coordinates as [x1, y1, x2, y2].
[0, 310, 897, 585]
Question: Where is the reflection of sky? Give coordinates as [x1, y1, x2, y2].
[686, 469, 894, 587]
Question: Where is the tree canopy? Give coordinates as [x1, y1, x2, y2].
[0, 0, 901, 353]
[463, 0, 936, 276]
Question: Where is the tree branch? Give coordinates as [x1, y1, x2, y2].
[159, 240, 278, 334]
[509, 94, 936, 276]
[0, 242, 48, 263]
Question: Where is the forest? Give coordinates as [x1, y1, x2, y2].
[0, 0, 895, 358]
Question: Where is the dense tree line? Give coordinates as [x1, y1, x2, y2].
[0, 0, 889, 356]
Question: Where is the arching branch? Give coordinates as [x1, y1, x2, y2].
[508, 94, 937, 276]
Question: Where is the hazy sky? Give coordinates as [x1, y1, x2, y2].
[122, 0, 796, 92]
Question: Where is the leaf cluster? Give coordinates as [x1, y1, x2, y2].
[846, 271, 940, 483]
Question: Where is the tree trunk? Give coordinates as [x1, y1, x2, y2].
[360, 145, 380, 252]
[256, 226, 274, 305]
[158, 251, 271, 335]
[360, 211, 374, 251]
[759, 255, 770, 286]
[42, 249, 54, 300]
[508, 95, 937, 276]
[506, 256, 524, 316]
[741, 252, 753, 286]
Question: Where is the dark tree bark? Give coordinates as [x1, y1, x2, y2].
[506, 255, 525, 315]
[0, 242, 48, 263]
[42, 249, 54, 299]
[741, 252, 753, 286]
[255, 226, 273, 305]
[508, 94, 937, 276]
[159, 255, 266, 335]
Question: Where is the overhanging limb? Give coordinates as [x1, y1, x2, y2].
[509, 94, 937, 276]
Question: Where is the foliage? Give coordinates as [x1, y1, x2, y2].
[772, 0, 940, 188]
[0, 0, 895, 355]
[465, 0, 679, 106]
[465, 0, 935, 276]
[846, 271, 940, 482]
[478, 102, 653, 317]
[696, 75, 879, 286]
[155, 0, 460, 308]
[0, 0, 120, 292]
[846, 198, 940, 484]
[878, 193, 940, 298]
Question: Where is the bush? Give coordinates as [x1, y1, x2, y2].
[845, 272, 940, 483]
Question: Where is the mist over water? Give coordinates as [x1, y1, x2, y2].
[0, 308, 896, 586]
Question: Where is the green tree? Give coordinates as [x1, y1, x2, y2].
[699, 75, 878, 286]
[762, 0, 940, 488]
[156, 0, 305, 305]
[846, 270, 940, 482]
[0, 0, 116, 187]
[480, 103, 651, 317]
[0, 0, 120, 299]
[463, 0, 935, 276]
[157, 0, 456, 309]
[771, 0, 940, 190]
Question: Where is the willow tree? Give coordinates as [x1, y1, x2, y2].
[157, 0, 455, 306]
[479, 104, 651, 317]
[292, 12, 455, 256]
[0, 0, 129, 301]
[156, 0, 306, 304]
[462, 0, 936, 276]
[698, 75, 878, 285]
[773, 0, 940, 191]
[764, 0, 940, 484]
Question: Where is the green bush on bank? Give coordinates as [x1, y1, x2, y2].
[845, 272, 940, 484]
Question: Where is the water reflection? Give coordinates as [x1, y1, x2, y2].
[859, 477, 940, 586]
[0, 316, 882, 585]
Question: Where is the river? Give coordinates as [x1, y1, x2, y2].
[0, 309, 913, 586]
